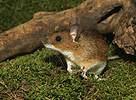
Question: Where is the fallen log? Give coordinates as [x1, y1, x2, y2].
[0, 0, 135, 62]
[113, 3, 136, 55]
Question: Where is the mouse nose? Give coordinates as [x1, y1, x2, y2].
[41, 36, 49, 44]
[46, 36, 49, 39]
[46, 36, 51, 42]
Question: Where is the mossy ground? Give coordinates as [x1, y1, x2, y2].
[0, 0, 136, 99]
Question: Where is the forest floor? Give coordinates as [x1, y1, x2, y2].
[0, 0, 136, 99]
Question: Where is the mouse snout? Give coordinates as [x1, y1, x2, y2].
[46, 36, 54, 44]
[44, 37, 50, 44]
[46, 36, 49, 39]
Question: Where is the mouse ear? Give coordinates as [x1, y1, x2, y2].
[70, 15, 80, 43]
[70, 25, 79, 42]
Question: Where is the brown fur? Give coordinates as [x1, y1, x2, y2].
[46, 31, 109, 78]
[47, 31, 108, 62]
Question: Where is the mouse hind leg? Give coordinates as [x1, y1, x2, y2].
[94, 61, 107, 79]
[95, 62, 107, 75]
[81, 61, 107, 79]
[81, 61, 99, 79]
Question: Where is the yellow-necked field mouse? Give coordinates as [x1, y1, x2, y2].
[43, 30, 118, 79]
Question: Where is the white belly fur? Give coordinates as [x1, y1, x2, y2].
[44, 44, 107, 78]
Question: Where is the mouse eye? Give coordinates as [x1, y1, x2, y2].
[55, 36, 62, 42]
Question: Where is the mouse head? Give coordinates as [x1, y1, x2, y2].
[44, 32, 78, 51]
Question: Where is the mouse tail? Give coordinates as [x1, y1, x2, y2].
[108, 55, 120, 60]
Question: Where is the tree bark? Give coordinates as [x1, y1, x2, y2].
[113, 4, 136, 55]
[0, 0, 135, 62]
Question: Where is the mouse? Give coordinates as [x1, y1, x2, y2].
[43, 30, 119, 79]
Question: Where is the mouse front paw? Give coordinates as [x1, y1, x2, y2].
[81, 73, 88, 79]
[81, 68, 89, 79]
[66, 59, 75, 73]
[67, 68, 73, 73]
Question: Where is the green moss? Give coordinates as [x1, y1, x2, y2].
[0, 0, 84, 32]
[0, 0, 136, 99]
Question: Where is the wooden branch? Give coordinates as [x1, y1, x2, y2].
[113, 4, 136, 55]
[0, 0, 134, 61]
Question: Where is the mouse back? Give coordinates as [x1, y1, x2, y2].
[79, 31, 108, 60]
